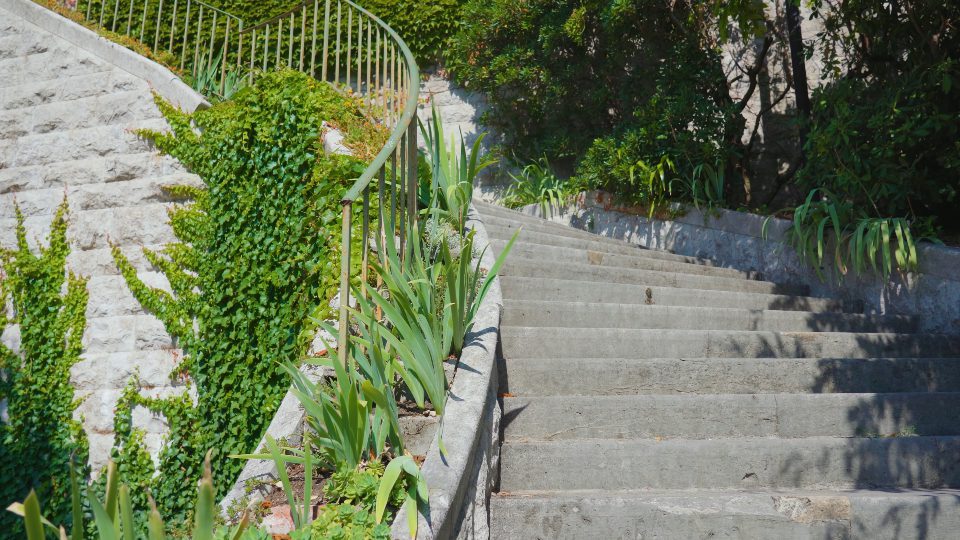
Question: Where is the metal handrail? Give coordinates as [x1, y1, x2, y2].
[61, 0, 421, 366]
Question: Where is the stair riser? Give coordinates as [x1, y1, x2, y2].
[502, 260, 808, 296]
[492, 240, 750, 280]
[503, 303, 915, 333]
[485, 223, 697, 263]
[500, 276, 851, 313]
[499, 437, 960, 490]
[503, 394, 960, 440]
[490, 492, 960, 540]
[480, 215, 675, 257]
[500, 328, 960, 359]
[503, 357, 960, 396]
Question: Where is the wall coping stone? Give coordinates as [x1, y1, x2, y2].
[390, 203, 504, 539]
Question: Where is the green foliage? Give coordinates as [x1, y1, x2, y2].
[768, 189, 929, 282]
[363, 0, 463, 65]
[7, 457, 256, 540]
[190, 52, 249, 103]
[441, 228, 518, 356]
[779, 0, 960, 274]
[0, 201, 89, 537]
[311, 503, 390, 540]
[447, 0, 724, 160]
[374, 456, 427, 539]
[799, 66, 959, 232]
[573, 38, 734, 207]
[419, 105, 495, 232]
[109, 70, 371, 526]
[502, 156, 571, 215]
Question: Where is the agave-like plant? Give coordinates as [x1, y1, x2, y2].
[8, 455, 251, 540]
[503, 155, 570, 216]
[419, 105, 496, 232]
[763, 188, 928, 282]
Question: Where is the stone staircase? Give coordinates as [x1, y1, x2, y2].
[475, 201, 960, 539]
[0, 7, 199, 470]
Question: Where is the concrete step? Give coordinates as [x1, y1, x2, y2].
[501, 327, 960, 359]
[478, 210, 692, 257]
[489, 489, 960, 540]
[504, 300, 914, 333]
[502, 393, 960, 440]
[484, 221, 709, 267]
[499, 436, 960, 491]
[0, 152, 186, 193]
[500, 276, 855, 313]
[502, 357, 960, 396]
[502, 259, 809, 296]
[492, 239, 753, 280]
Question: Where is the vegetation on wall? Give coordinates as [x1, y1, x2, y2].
[362, 0, 463, 65]
[105, 69, 379, 527]
[448, 0, 960, 277]
[0, 202, 89, 538]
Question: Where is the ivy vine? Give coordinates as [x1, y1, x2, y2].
[109, 70, 381, 527]
[0, 201, 89, 537]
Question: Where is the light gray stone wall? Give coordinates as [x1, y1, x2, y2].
[417, 73, 509, 202]
[524, 192, 960, 335]
[0, 5, 204, 471]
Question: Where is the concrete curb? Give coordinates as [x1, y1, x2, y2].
[217, 364, 328, 518]
[391, 203, 504, 539]
[0, 0, 208, 113]
[513, 192, 960, 334]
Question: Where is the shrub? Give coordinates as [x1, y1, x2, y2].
[446, 0, 716, 160]
[799, 65, 960, 232]
[363, 0, 463, 66]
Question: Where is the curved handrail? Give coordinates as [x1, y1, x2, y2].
[337, 0, 419, 203]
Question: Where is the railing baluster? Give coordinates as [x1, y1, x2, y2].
[193, 5, 203, 76]
[180, 0, 191, 70]
[220, 17, 230, 94]
[249, 28, 256, 83]
[299, 5, 306, 71]
[398, 130, 407, 256]
[337, 203, 352, 368]
[365, 19, 371, 101]
[334, 0, 341, 83]
[139, 0, 148, 44]
[168, 0, 178, 52]
[207, 11, 217, 70]
[236, 20, 243, 72]
[313, 0, 330, 82]
[154, 0, 164, 51]
[125, 0, 135, 36]
[362, 183, 370, 294]
[287, 13, 294, 68]
[276, 19, 282, 69]
[110, 0, 119, 33]
[262, 25, 268, 72]
[407, 120, 418, 235]
[315, 0, 324, 79]
[346, 6, 352, 90]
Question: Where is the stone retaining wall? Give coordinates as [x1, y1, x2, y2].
[523, 191, 960, 335]
[0, 0, 206, 471]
